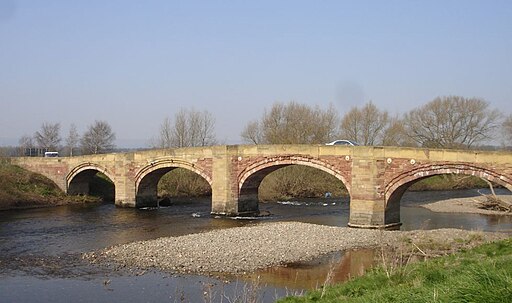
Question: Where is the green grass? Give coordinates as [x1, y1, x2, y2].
[0, 161, 99, 209]
[278, 239, 512, 303]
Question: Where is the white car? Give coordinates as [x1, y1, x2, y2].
[325, 140, 359, 146]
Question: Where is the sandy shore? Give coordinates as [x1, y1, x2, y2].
[85, 221, 508, 275]
[421, 194, 512, 215]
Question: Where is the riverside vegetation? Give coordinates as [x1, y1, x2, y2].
[278, 238, 512, 303]
[0, 160, 105, 210]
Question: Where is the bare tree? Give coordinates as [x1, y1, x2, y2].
[173, 108, 189, 147]
[19, 135, 34, 149]
[241, 101, 339, 144]
[18, 135, 34, 156]
[65, 124, 80, 156]
[187, 109, 216, 147]
[315, 104, 340, 143]
[198, 110, 216, 146]
[339, 101, 389, 145]
[154, 117, 173, 148]
[503, 114, 512, 147]
[381, 116, 407, 147]
[241, 121, 263, 144]
[34, 122, 61, 150]
[81, 120, 116, 154]
[154, 108, 217, 148]
[403, 96, 501, 149]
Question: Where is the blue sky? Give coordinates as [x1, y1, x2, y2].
[1, 0, 511, 147]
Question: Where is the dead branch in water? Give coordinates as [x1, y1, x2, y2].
[477, 178, 512, 212]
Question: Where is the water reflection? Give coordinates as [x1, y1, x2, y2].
[247, 249, 375, 290]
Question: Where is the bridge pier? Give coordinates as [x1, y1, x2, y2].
[210, 146, 238, 215]
[112, 166, 137, 208]
[210, 146, 259, 216]
[348, 150, 401, 229]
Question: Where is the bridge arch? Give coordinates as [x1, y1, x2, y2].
[237, 155, 350, 214]
[135, 158, 212, 207]
[67, 163, 116, 200]
[384, 163, 512, 225]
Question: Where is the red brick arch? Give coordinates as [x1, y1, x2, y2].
[134, 157, 212, 207]
[383, 162, 512, 225]
[234, 154, 351, 214]
[66, 162, 116, 197]
[67, 162, 115, 189]
[386, 163, 512, 201]
[238, 155, 350, 193]
[135, 158, 212, 189]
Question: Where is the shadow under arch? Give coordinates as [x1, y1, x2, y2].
[67, 163, 116, 201]
[238, 155, 350, 214]
[384, 163, 512, 225]
[135, 158, 212, 208]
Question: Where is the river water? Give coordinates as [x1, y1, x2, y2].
[1, 189, 511, 302]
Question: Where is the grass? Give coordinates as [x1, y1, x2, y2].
[277, 238, 512, 303]
[0, 160, 100, 210]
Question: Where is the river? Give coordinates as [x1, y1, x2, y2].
[1, 189, 511, 302]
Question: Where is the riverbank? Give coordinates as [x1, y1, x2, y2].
[279, 238, 512, 303]
[0, 162, 101, 210]
[85, 222, 508, 275]
[421, 194, 512, 216]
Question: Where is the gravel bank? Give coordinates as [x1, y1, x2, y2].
[421, 195, 512, 215]
[85, 222, 508, 275]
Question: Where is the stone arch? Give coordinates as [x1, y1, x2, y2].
[67, 163, 116, 199]
[384, 163, 512, 225]
[134, 158, 212, 207]
[237, 155, 350, 214]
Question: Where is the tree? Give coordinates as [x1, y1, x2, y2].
[154, 117, 173, 148]
[34, 122, 61, 151]
[154, 108, 217, 148]
[18, 135, 34, 156]
[152, 109, 216, 199]
[241, 121, 263, 144]
[65, 124, 80, 156]
[18, 135, 34, 149]
[403, 96, 501, 149]
[503, 114, 512, 147]
[380, 116, 407, 147]
[241, 101, 339, 144]
[339, 101, 389, 145]
[192, 109, 217, 146]
[81, 120, 116, 154]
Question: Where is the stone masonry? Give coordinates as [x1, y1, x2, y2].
[10, 145, 512, 229]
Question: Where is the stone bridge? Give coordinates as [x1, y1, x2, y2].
[10, 145, 512, 229]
